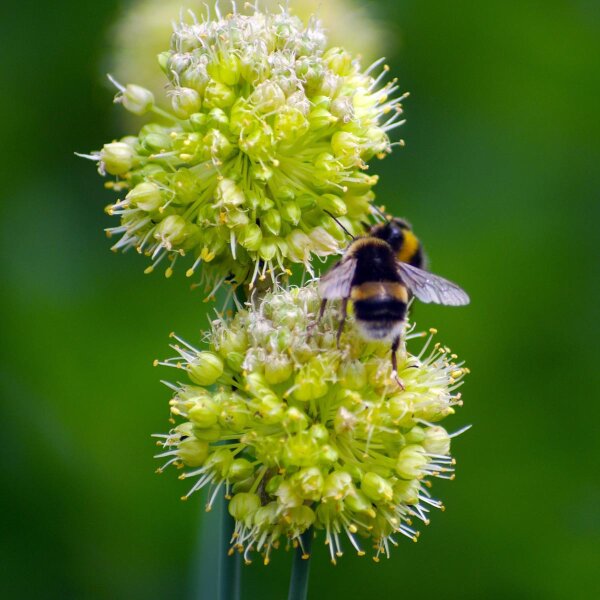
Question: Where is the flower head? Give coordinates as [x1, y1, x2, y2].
[110, 0, 393, 109]
[85, 7, 406, 290]
[154, 285, 468, 563]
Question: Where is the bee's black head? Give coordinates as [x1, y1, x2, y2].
[371, 218, 412, 252]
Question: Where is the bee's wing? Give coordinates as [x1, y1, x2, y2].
[319, 257, 357, 299]
[397, 261, 470, 306]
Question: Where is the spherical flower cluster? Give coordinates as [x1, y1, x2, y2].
[154, 285, 468, 564]
[86, 7, 406, 289]
[110, 0, 392, 108]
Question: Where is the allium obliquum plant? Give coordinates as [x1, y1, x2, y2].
[155, 285, 467, 565]
[83, 6, 405, 292]
[83, 4, 469, 599]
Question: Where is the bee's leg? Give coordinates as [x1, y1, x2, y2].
[391, 335, 405, 390]
[318, 299, 327, 322]
[336, 298, 348, 348]
[307, 299, 328, 340]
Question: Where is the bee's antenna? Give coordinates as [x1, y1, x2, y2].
[323, 210, 356, 240]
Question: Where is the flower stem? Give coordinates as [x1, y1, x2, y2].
[287, 529, 313, 600]
[219, 495, 241, 600]
[217, 285, 246, 600]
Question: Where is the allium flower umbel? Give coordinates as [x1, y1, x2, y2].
[86, 7, 405, 290]
[155, 285, 468, 564]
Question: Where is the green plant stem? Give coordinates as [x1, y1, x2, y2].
[216, 284, 247, 600]
[287, 529, 313, 600]
[219, 496, 241, 600]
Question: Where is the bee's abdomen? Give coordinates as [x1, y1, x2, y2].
[351, 282, 408, 338]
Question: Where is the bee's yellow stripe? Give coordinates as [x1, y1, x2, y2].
[351, 282, 408, 302]
[397, 230, 420, 263]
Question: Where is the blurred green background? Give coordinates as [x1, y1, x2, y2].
[1, 0, 599, 598]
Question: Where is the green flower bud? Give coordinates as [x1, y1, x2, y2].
[237, 223, 263, 251]
[214, 327, 248, 358]
[126, 182, 162, 212]
[322, 471, 353, 501]
[283, 432, 319, 467]
[274, 106, 310, 141]
[339, 360, 367, 390]
[192, 425, 221, 442]
[361, 472, 394, 503]
[207, 52, 241, 86]
[205, 448, 233, 478]
[181, 64, 210, 93]
[396, 445, 428, 480]
[279, 201, 301, 225]
[334, 406, 357, 434]
[101, 142, 134, 175]
[218, 399, 249, 430]
[119, 83, 154, 115]
[229, 492, 261, 521]
[291, 467, 324, 501]
[177, 438, 209, 467]
[259, 238, 278, 261]
[253, 503, 279, 531]
[345, 172, 379, 194]
[206, 107, 229, 131]
[405, 426, 426, 445]
[188, 397, 219, 428]
[310, 424, 329, 444]
[244, 372, 270, 398]
[201, 129, 234, 161]
[274, 480, 303, 508]
[283, 407, 309, 432]
[215, 178, 245, 208]
[318, 193, 347, 216]
[142, 131, 173, 153]
[254, 395, 285, 425]
[309, 106, 336, 130]
[154, 215, 188, 246]
[251, 81, 285, 113]
[239, 49, 270, 83]
[286, 230, 311, 263]
[285, 505, 316, 534]
[170, 87, 202, 118]
[187, 352, 224, 386]
[227, 458, 254, 482]
[393, 479, 421, 505]
[204, 81, 236, 109]
[331, 131, 360, 161]
[318, 444, 339, 466]
[265, 356, 293, 385]
[423, 426, 451, 455]
[189, 112, 208, 131]
[293, 362, 329, 401]
[324, 47, 353, 75]
[308, 227, 339, 256]
[262, 209, 282, 236]
[345, 490, 376, 517]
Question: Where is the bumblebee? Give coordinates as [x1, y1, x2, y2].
[318, 218, 470, 385]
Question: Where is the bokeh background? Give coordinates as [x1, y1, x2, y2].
[1, 1, 599, 598]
